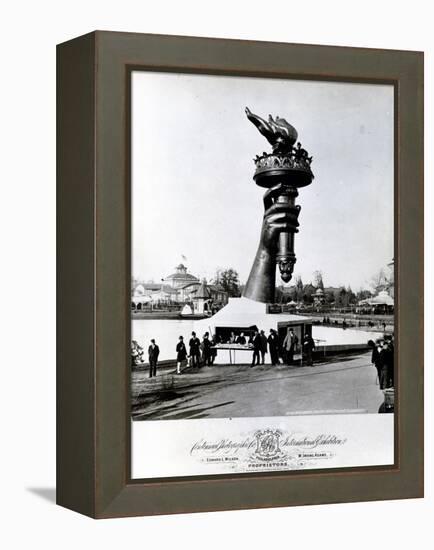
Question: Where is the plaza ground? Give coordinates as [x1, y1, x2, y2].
[132, 351, 384, 420]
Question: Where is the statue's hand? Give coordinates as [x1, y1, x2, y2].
[259, 184, 300, 253]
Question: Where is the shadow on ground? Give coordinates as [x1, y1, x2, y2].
[27, 488, 56, 504]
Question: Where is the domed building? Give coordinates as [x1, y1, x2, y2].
[162, 264, 199, 289]
[131, 264, 229, 314]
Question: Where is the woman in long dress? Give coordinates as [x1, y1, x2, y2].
[176, 336, 187, 375]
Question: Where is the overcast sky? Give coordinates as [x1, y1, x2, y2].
[132, 71, 393, 290]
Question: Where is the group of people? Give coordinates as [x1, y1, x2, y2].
[368, 334, 394, 390]
[175, 331, 219, 374]
[131, 332, 220, 377]
[320, 317, 351, 330]
[248, 329, 278, 367]
[234, 327, 316, 368]
[131, 326, 318, 378]
[320, 316, 390, 333]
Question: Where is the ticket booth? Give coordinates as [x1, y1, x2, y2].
[277, 319, 313, 352]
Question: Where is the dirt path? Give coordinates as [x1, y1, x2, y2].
[132, 352, 383, 420]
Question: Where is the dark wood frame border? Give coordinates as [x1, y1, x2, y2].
[57, 31, 423, 518]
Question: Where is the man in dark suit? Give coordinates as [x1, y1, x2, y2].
[384, 335, 394, 388]
[302, 333, 315, 366]
[369, 338, 383, 386]
[236, 332, 247, 345]
[148, 339, 160, 378]
[267, 329, 280, 366]
[202, 332, 212, 366]
[259, 330, 268, 364]
[250, 330, 261, 368]
[379, 339, 394, 389]
[189, 331, 201, 368]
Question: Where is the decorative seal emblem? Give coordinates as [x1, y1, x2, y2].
[254, 429, 285, 461]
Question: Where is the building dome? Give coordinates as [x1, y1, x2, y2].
[163, 264, 199, 289]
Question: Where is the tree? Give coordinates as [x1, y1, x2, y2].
[346, 285, 356, 305]
[324, 289, 335, 304]
[334, 287, 349, 308]
[357, 289, 372, 301]
[213, 268, 241, 297]
[302, 283, 316, 304]
[313, 270, 325, 290]
[295, 275, 304, 302]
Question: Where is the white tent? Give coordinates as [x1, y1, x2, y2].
[358, 290, 394, 307]
[181, 304, 194, 316]
[195, 297, 312, 335]
[194, 297, 313, 365]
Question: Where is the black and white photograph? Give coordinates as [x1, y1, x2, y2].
[130, 71, 395, 478]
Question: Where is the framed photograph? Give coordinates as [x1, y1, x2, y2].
[57, 31, 423, 518]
